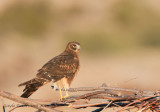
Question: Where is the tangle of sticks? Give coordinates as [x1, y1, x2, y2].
[0, 83, 160, 112]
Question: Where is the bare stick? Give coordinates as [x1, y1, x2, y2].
[68, 86, 155, 96]
[71, 101, 110, 108]
[101, 101, 113, 111]
[65, 93, 140, 103]
[0, 84, 159, 112]
[0, 89, 61, 112]
[116, 95, 158, 112]
[122, 77, 137, 84]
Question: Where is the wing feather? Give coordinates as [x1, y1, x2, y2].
[37, 54, 79, 82]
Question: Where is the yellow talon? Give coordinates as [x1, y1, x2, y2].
[63, 91, 69, 98]
[59, 87, 64, 101]
[59, 88, 69, 101]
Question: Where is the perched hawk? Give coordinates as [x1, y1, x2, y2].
[19, 42, 80, 100]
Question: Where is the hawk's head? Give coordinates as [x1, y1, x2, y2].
[66, 41, 80, 54]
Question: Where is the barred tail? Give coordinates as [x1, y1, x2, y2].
[18, 78, 49, 98]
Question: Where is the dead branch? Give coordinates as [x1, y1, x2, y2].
[68, 86, 156, 96]
[0, 89, 61, 112]
[0, 84, 159, 112]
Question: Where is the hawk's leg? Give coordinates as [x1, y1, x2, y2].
[51, 83, 64, 100]
[58, 86, 64, 101]
[63, 89, 69, 98]
[51, 85, 65, 100]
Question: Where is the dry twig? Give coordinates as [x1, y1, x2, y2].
[0, 89, 61, 112]
[0, 84, 159, 112]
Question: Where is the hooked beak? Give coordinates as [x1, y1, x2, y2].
[76, 45, 81, 50]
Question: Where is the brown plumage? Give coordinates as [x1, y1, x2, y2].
[19, 42, 80, 98]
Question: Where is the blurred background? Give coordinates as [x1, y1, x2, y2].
[0, 0, 160, 111]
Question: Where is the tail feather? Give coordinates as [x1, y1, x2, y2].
[18, 78, 38, 87]
[19, 78, 49, 98]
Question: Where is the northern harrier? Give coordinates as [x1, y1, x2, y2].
[19, 42, 80, 100]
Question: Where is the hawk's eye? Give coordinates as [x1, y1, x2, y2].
[72, 44, 77, 48]
[71, 44, 77, 50]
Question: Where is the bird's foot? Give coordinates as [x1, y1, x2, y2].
[64, 92, 69, 98]
[59, 95, 69, 101]
[59, 96, 66, 101]
[63, 94, 69, 98]
[59, 97, 64, 101]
